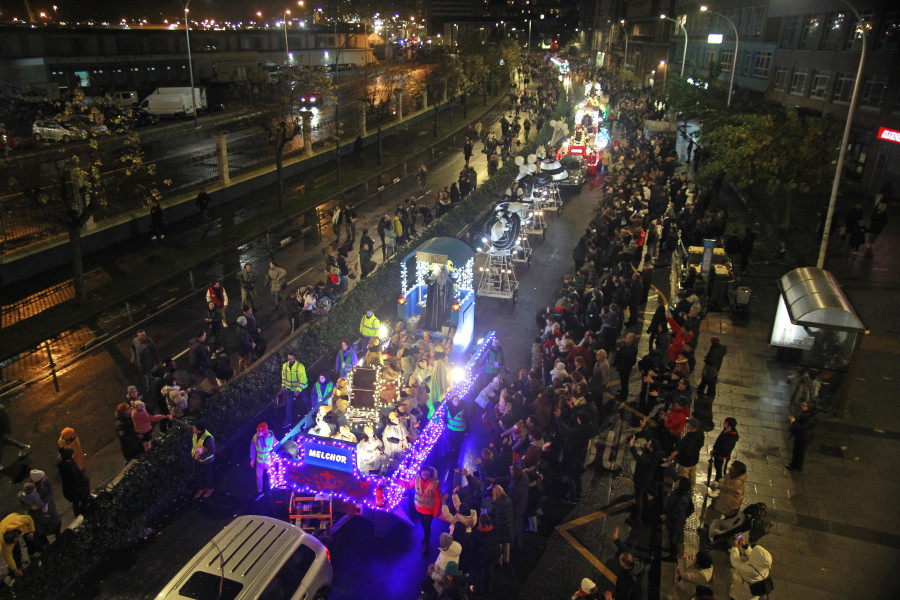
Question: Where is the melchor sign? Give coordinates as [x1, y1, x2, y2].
[303, 439, 356, 473]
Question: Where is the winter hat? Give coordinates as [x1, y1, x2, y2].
[576, 578, 597, 596]
[133, 400, 146, 411]
[257, 422, 268, 432]
[237, 316, 247, 326]
[127, 385, 138, 395]
[29, 470, 45, 483]
[439, 532, 454, 550]
[444, 561, 460, 577]
[61, 427, 75, 439]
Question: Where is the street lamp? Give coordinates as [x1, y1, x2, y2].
[527, 14, 544, 55]
[183, 1, 198, 127]
[619, 20, 629, 74]
[284, 9, 291, 63]
[700, 5, 738, 107]
[660, 14, 688, 78]
[660, 60, 668, 87]
[818, 0, 867, 268]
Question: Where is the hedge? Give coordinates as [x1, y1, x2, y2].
[3, 87, 568, 600]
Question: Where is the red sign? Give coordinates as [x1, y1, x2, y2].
[877, 127, 900, 144]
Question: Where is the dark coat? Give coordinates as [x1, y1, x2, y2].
[115, 414, 144, 462]
[675, 430, 705, 468]
[631, 445, 662, 490]
[57, 451, 91, 503]
[712, 429, 739, 459]
[790, 410, 817, 443]
[490, 494, 515, 543]
[665, 491, 694, 525]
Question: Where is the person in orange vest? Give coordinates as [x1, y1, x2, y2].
[406, 465, 441, 556]
[250, 422, 279, 500]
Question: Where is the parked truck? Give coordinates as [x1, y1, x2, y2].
[139, 87, 207, 118]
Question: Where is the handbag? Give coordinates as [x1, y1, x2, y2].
[747, 565, 774, 597]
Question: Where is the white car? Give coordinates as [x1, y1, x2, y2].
[32, 119, 88, 142]
[155, 515, 333, 600]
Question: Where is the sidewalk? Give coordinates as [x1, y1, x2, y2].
[516, 123, 900, 600]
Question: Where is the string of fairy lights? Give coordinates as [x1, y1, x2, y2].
[270, 332, 497, 512]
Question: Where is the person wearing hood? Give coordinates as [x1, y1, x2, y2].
[430, 345, 452, 407]
[0, 513, 37, 578]
[115, 403, 144, 463]
[674, 550, 714, 600]
[383, 410, 410, 462]
[427, 532, 463, 594]
[704, 460, 747, 526]
[408, 466, 442, 555]
[612, 526, 648, 600]
[729, 539, 773, 600]
[357, 424, 388, 474]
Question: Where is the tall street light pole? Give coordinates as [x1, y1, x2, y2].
[700, 5, 738, 107]
[660, 14, 688, 77]
[619, 20, 629, 74]
[183, 0, 198, 127]
[284, 9, 291, 63]
[818, 1, 867, 268]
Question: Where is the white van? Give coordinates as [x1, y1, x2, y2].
[140, 87, 207, 118]
[155, 515, 333, 600]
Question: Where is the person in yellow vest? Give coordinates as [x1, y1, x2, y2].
[445, 394, 471, 474]
[250, 422, 279, 500]
[359, 309, 381, 351]
[280, 352, 308, 427]
[0, 513, 36, 578]
[174, 419, 216, 499]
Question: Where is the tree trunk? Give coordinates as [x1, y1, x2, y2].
[782, 194, 793, 230]
[275, 152, 285, 212]
[70, 225, 85, 306]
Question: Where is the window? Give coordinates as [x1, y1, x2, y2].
[809, 71, 831, 99]
[754, 51, 772, 78]
[861, 75, 889, 108]
[719, 49, 734, 72]
[799, 15, 821, 49]
[846, 10, 873, 50]
[773, 67, 789, 91]
[876, 11, 900, 50]
[821, 11, 846, 49]
[258, 546, 316, 600]
[747, 6, 766, 38]
[790, 68, 808, 95]
[704, 50, 716, 69]
[781, 15, 799, 48]
[742, 51, 753, 76]
[832, 72, 854, 103]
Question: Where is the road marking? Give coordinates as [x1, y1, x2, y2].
[555, 499, 634, 584]
[288, 265, 318, 286]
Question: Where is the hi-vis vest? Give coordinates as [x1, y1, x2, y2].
[415, 475, 439, 510]
[360, 314, 380, 337]
[253, 431, 276, 466]
[192, 430, 214, 463]
[447, 407, 467, 432]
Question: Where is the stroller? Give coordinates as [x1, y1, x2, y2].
[709, 502, 769, 547]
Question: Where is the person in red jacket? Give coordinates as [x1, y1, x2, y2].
[407, 465, 441, 556]
[667, 312, 695, 364]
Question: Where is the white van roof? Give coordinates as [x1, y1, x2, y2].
[156, 515, 319, 600]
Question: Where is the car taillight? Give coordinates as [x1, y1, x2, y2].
[325, 548, 331, 562]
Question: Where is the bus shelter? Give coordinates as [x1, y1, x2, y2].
[771, 267, 867, 415]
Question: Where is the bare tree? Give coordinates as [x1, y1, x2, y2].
[357, 62, 408, 166]
[253, 67, 332, 212]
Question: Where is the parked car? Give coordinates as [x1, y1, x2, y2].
[32, 119, 87, 142]
[63, 115, 109, 136]
[154, 515, 333, 600]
